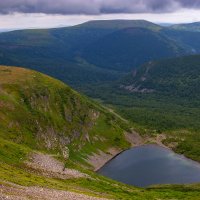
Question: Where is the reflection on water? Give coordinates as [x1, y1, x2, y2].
[98, 144, 200, 187]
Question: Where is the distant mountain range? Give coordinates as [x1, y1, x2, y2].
[0, 20, 200, 91]
[0, 29, 14, 32]
[171, 22, 200, 32]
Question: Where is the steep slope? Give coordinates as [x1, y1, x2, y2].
[0, 65, 130, 167]
[0, 65, 131, 199]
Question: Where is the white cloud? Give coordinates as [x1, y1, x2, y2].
[0, 9, 200, 30]
[0, 0, 200, 15]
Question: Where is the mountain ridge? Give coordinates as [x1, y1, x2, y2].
[75, 19, 162, 30]
[171, 22, 200, 32]
[0, 19, 192, 87]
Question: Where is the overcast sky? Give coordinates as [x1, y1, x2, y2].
[0, 0, 200, 29]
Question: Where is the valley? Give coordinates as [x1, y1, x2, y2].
[0, 20, 198, 90]
[1, 19, 200, 199]
[1, 65, 200, 199]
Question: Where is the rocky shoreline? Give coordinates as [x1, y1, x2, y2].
[88, 131, 169, 172]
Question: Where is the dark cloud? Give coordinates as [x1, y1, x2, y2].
[0, 0, 200, 15]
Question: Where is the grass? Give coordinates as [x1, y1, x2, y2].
[1, 153, 200, 200]
[1, 65, 200, 199]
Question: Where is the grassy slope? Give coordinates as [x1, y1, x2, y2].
[1, 66, 200, 199]
[0, 65, 130, 164]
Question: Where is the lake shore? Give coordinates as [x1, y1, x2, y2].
[97, 144, 200, 187]
[93, 130, 200, 174]
[89, 131, 170, 172]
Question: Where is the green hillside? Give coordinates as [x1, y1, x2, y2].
[1, 65, 200, 199]
[0, 65, 130, 165]
[0, 65, 131, 199]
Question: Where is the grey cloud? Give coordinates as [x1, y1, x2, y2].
[0, 0, 200, 15]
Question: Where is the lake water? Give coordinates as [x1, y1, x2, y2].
[98, 144, 200, 187]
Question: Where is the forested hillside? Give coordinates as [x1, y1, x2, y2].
[0, 20, 196, 90]
[84, 55, 200, 162]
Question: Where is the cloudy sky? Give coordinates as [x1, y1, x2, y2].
[0, 0, 200, 30]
